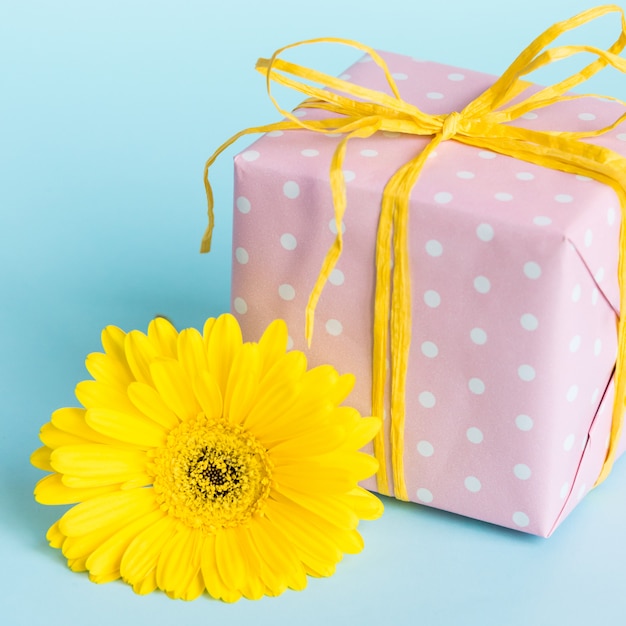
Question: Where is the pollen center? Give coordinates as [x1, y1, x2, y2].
[152, 416, 272, 533]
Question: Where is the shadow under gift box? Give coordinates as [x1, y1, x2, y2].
[229, 50, 626, 538]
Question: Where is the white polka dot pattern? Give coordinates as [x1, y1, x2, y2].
[230, 49, 623, 537]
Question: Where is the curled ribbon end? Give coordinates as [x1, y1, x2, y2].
[200, 227, 213, 254]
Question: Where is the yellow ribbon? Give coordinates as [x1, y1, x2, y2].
[202, 4, 626, 499]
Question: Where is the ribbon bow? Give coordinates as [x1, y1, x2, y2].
[202, 4, 626, 499]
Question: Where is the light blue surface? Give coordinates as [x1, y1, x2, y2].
[2, 1, 626, 624]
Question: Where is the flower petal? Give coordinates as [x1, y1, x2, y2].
[150, 359, 201, 421]
[58, 488, 156, 537]
[120, 516, 177, 585]
[247, 515, 307, 593]
[223, 343, 262, 424]
[35, 473, 118, 505]
[181, 570, 206, 601]
[205, 313, 242, 396]
[30, 446, 53, 471]
[51, 445, 149, 489]
[263, 499, 341, 577]
[242, 351, 307, 436]
[127, 382, 180, 429]
[272, 459, 355, 494]
[200, 533, 229, 601]
[257, 318, 288, 375]
[215, 528, 247, 592]
[124, 330, 159, 385]
[100, 325, 127, 362]
[317, 450, 380, 482]
[191, 370, 223, 422]
[85, 508, 164, 581]
[39, 423, 94, 449]
[46, 521, 65, 549]
[147, 317, 178, 359]
[85, 350, 134, 391]
[131, 569, 158, 595]
[232, 526, 266, 600]
[267, 422, 348, 458]
[85, 407, 168, 448]
[177, 328, 209, 383]
[272, 485, 360, 530]
[156, 528, 203, 600]
[75, 380, 146, 419]
[51, 407, 122, 446]
[343, 487, 385, 520]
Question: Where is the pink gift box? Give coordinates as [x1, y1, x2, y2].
[229, 49, 626, 537]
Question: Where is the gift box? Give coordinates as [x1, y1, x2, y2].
[208, 13, 626, 537]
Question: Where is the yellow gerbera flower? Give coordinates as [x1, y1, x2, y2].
[31, 314, 383, 601]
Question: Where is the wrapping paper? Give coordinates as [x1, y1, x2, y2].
[230, 50, 626, 537]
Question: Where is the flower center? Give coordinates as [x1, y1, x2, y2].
[152, 416, 272, 533]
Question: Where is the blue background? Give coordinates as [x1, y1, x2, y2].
[2, 1, 626, 624]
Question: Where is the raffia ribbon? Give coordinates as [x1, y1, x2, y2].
[202, 4, 626, 500]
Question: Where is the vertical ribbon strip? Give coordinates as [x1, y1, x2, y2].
[202, 5, 626, 498]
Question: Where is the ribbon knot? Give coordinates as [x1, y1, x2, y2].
[440, 111, 461, 141]
[202, 5, 626, 499]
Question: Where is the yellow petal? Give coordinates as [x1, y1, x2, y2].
[317, 450, 379, 482]
[39, 423, 93, 449]
[100, 325, 127, 362]
[343, 487, 385, 520]
[68, 556, 87, 572]
[272, 460, 354, 494]
[200, 533, 225, 601]
[85, 407, 167, 448]
[156, 528, 203, 599]
[89, 571, 120, 584]
[263, 499, 341, 577]
[242, 351, 307, 437]
[51, 407, 122, 446]
[191, 370, 223, 422]
[120, 516, 177, 584]
[63, 518, 129, 561]
[340, 416, 382, 451]
[51, 444, 148, 488]
[231, 526, 265, 600]
[268, 496, 364, 560]
[85, 351, 134, 392]
[177, 328, 209, 383]
[85, 508, 164, 579]
[147, 316, 178, 359]
[58, 486, 156, 537]
[206, 313, 242, 396]
[75, 380, 146, 419]
[124, 330, 159, 385]
[268, 422, 348, 457]
[304, 365, 355, 405]
[223, 343, 262, 424]
[272, 484, 360, 529]
[181, 570, 206, 601]
[202, 317, 216, 343]
[248, 515, 307, 593]
[200, 533, 244, 602]
[127, 382, 180, 430]
[215, 528, 246, 592]
[131, 569, 158, 595]
[257, 318, 288, 375]
[150, 358, 200, 421]
[46, 520, 65, 548]
[30, 446, 53, 471]
[35, 473, 118, 505]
